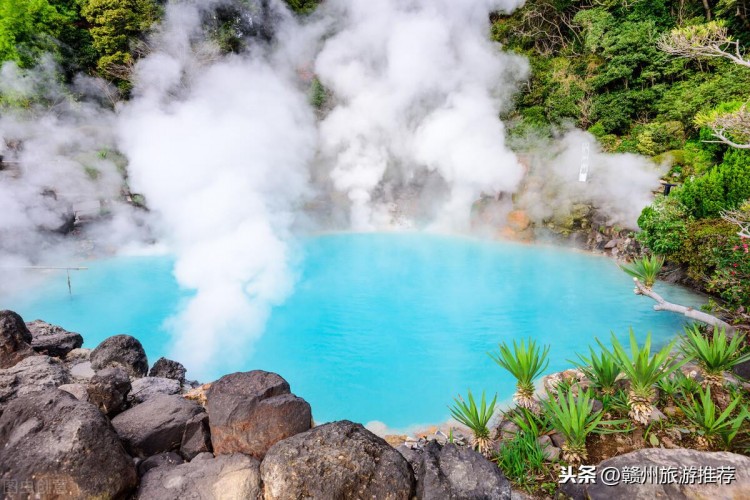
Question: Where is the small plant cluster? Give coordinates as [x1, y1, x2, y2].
[449, 326, 750, 495]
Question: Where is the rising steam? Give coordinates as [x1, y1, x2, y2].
[0, 0, 664, 377]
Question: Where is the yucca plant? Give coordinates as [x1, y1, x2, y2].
[678, 386, 748, 449]
[489, 339, 550, 410]
[598, 330, 689, 425]
[506, 406, 552, 439]
[572, 347, 622, 396]
[680, 325, 750, 387]
[449, 390, 497, 456]
[620, 255, 664, 288]
[541, 388, 625, 464]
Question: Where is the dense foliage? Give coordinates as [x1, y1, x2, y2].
[495, 1, 750, 313]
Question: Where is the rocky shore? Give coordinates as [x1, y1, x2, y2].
[0, 310, 514, 499]
[2, 309, 749, 499]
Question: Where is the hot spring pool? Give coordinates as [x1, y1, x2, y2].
[5, 233, 703, 430]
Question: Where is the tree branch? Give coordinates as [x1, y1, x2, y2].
[632, 278, 736, 336]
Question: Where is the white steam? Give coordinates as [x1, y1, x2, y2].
[0, 0, 667, 378]
[118, 1, 316, 373]
[314, 0, 528, 230]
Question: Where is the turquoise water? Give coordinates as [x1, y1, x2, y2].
[4, 233, 703, 429]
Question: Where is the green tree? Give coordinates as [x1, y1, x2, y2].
[79, 0, 160, 86]
[0, 0, 68, 67]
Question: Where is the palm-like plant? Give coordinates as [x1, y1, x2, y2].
[506, 406, 552, 439]
[541, 388, 624, 464]
[598, 330, 689, 425]
[449, 390, 497, 456]
[680, 325, 750, 387]
[678, 386, 748, 449]
[620, 255, 664, 288]
[573, 347, 622, 396]
[489, 339, 550, 410]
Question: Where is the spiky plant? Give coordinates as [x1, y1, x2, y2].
[678, 386, 748, 449]
[506, 406, 552, 439]
[573, 347, 622, 396]
[449, 390, 497, 456]
[598, 330, 689, 425]
[680, 325, 750, 387]
[541, 388, 624, 464]
[489, 339, 550, 410]
[620, 255, 664, 289]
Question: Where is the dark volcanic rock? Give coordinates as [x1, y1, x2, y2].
[88, 367, 131, 416]
[112, 394, 204, 458]
[207, 370, 311, 458]
[129, 376, 181, 404]
[181, 412, 213, 460]
[0, 310, 35, 368]
[138, 452, 184, 477]
[91, 334, 148, 377]
[149, 357, 187, 383]
[26, 319, 83, 357]
[0, 355, 69, 405]
[398, 441, 511, 499]
[137, 453, 261, 499]
[0, 389, 137, 498]
[733, 359, 750, 380]
[261, 420, 414, 500]
[560, 448, 750, 500]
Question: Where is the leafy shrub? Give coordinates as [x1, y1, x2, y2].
[676, 149, 750, 219]
[637, 195, 690, 255]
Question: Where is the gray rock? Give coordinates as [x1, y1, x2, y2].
[207, 370, 311, 458]
[0, 310, 35, 368]
[138, 451, 184, 477]
[560, 448, 750, 500]
[58, 383, 89, 401]
[733, 359, 750, 380]
[129, 376, 181, 404]
[91, 334, 148, 377]
[648, 407, 667, 423]
[398, 440, 510, 500]
[550, 431, 567, 448]
[0, 355, 69, 405]
[261, 420, 414, 500]
[181, 412, 213, 460]
[70, 360, 96, 381]
[0, 389, 137, 498]
[149, 357, 187, 383]
[499, 419, 520, 441]
[112, 395, 204, 458]
[543, 445, 560, 462]
[88, 366, 131, 416]
[137, 453, 261, 500]
[26, 319, 83, 357]
[65, 347, 91, 362]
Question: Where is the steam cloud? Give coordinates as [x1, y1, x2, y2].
[0, 0, 664, 376]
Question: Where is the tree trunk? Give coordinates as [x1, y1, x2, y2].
[702, 0, 712, 20]
[632, 278, 736, 336]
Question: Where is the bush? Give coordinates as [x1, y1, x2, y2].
[636, 195, 690, 255]
[676, 149, 750, 218]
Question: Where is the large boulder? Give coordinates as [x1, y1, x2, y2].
[398, 441, 511, 499]
[129, 376, 181, 404]
[137, 453, 262, 499]
[0, 355, 69, 405]
[111, 394, 204, 458]
[91, 334, 148, 377]
[0, 310, 35, 368]
[560, 448, 750, 500]
[149, 357, 187, 383]
[88, 367, 131, 416]
[26, 319, 83, 357]
[261, 420, 414, 500]
[206, 370, 311, 458]
[138, 452, 185, 477]
[181, 412, 213, 460]
[0, 389, 137, 498]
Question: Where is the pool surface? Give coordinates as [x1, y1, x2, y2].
[5, 233, 703, 429]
